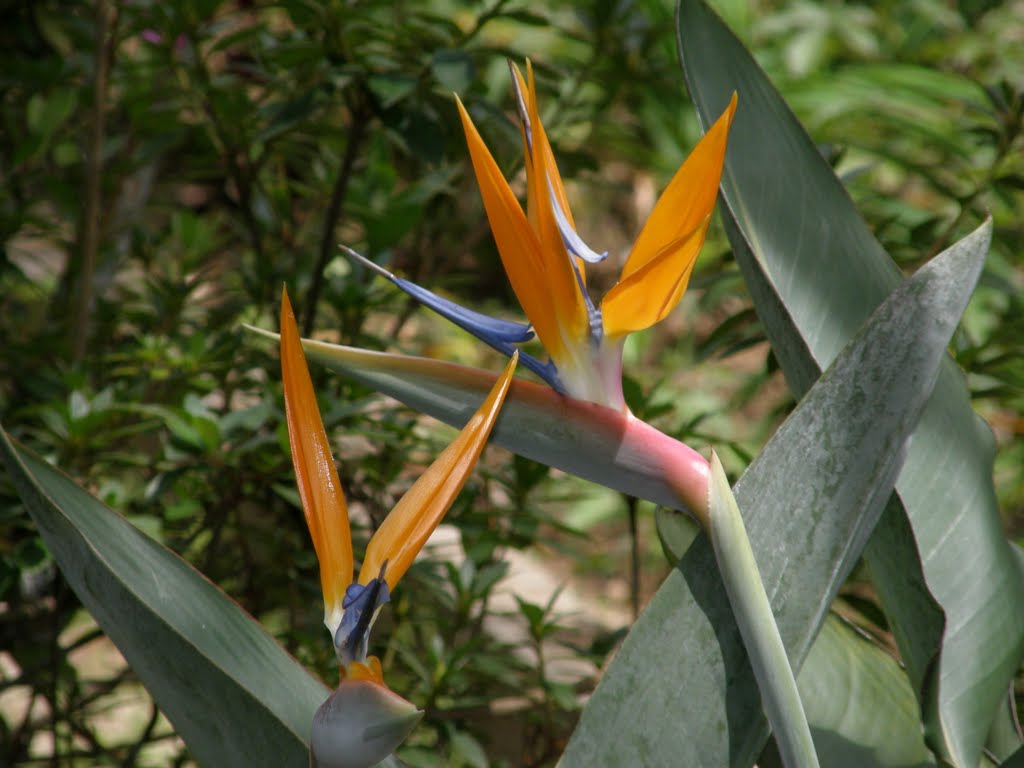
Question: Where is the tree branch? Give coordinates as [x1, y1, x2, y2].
[302, 102, 370, 336]
[71, 0, 116, 364]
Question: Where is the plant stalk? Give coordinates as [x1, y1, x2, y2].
[706, 451, 819, 768]
[627, 494, 640, 620]
[302, 102, 369, 336]
[72, 0, 115, 364]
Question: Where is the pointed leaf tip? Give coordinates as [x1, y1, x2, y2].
[359, 352, 519, 589]
[281, 287, 354, 630]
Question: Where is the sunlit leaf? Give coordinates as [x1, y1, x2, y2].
[677, 1, 1024, 764]
[561, 220, 988, 766]
[0, 427, 403, 768]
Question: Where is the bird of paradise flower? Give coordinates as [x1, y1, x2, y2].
[279, 288, 517, 767]
[346, 61, 736, 413]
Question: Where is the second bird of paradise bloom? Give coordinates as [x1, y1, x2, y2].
[346, 61, 736, 413]
[280, 287, 518, 768]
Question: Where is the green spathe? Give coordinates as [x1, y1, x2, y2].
[310, 681, 422, 768]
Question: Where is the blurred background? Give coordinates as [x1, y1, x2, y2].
[1, 0, 1021, 765]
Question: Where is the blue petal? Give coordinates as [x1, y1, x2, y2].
[344, 247, 533, 343]
[341, 246, 567, 394]
[336, 573, 390, 665]
[510, 350, 566, 394]
[393, 276, 535, 343]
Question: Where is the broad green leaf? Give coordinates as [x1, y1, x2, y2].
[1003, 745, 1024, 768]
[656, 512, 936, 768]
[678, 1, 1024, 763]
[985, 688, 1024, 763]
[985, 546, 1024, 762]
[561, 222, 988, 766]
[795, 616, 936, 768]
[249, 221, 986, 765]
[1, 428, 362, 767]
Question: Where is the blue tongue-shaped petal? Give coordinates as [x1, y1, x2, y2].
[344, 246, 532, 343]
[336, 566, 391, 665]
[341, 246, 565, 393]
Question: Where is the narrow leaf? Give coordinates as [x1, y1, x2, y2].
[244, 325, 711, 517]
[656, 513, 937, 768]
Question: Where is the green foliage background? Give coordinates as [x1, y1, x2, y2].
[1, 0, 1021, 765]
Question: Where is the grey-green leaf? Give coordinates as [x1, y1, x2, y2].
[656, 514, 936, 768]
[0, 428, 327, 767]
[796, 616, 936, 768]
[560, 218, 988, 765]
[677, 1, 1024, 763]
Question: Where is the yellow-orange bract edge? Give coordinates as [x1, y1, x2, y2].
[358, 350, 518, 590]
[452, 64, 736, 409]
[455, 93, 586, 368]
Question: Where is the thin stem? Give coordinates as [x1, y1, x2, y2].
[302, 100, 370, 336]
[926, 103, 1020, 259]
[72, 0, 116, 364]
[121, 699, 161, 767]
[455, 0, 511, 47]
[185, 32, 267, 300]
[627, 495, 640, 620]
[8, 689, 37, 764]
[706, 452, 819, 768]
[47, 578, 63, 768]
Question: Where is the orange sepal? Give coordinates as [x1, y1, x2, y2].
[455, 96, 584, 363]
[511, 62, 577, 235]
[341, 656, 385, 686]
[358, 353, 518, 589]
[280, 287, 353, 623]
[521, 63, 583, 292]
[602, 93, 737, 337]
